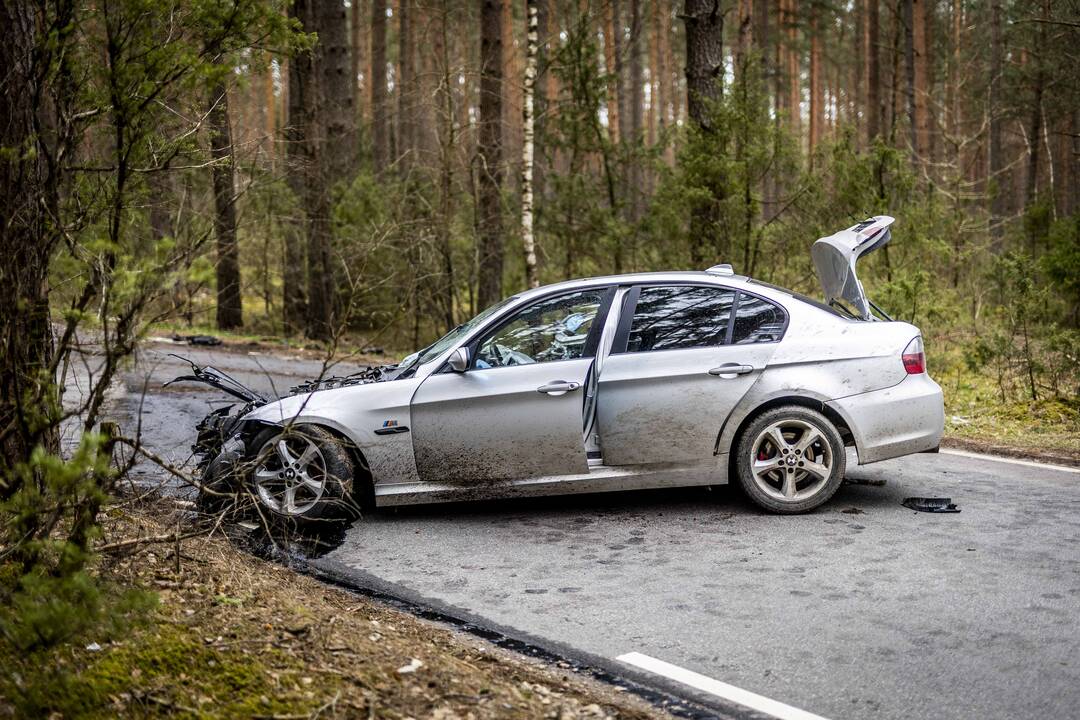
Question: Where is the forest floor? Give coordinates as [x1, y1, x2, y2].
[0, 504, 668, 720]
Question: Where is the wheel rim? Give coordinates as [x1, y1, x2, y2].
[253, 433, 327, 516]
[749, 418, 833, 502]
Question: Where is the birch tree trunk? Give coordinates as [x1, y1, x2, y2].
[521, 0, 539, 289]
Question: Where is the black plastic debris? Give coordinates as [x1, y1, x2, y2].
[902, 496, 960, 513]
[171, 334, 222, 346]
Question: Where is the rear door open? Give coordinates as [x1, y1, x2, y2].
[811, 216, 894, 320]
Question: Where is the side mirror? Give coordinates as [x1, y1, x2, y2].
[447, 346, 470, 373]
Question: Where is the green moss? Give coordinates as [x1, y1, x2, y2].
[1, 623, 337, 718]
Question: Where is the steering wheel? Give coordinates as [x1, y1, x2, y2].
[478, 343, 534, 367]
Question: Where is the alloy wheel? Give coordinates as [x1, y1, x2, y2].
[253, 433, 328, 516]
[749, 418, 834, 502]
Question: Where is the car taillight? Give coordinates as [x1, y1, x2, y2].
[902, 336, 926, 374]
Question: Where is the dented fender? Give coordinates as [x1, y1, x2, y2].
[241, 379, 425, 486]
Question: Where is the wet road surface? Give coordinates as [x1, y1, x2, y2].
[115, 342, 1080, 720]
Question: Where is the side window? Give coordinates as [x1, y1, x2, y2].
[731, 294, 786, 344]
[473, 289, 607, 368]
[625, 285, 735, 352]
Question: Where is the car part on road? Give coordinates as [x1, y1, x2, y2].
[902, 496, 960, 513]
[735, 405, 847, 513]
[164, 354, 267, 404]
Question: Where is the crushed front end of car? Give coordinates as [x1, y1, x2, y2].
[167, 356, 395, 512]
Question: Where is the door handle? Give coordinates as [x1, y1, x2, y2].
[537, 380, 581, 395]
[708, 363, 754, 377]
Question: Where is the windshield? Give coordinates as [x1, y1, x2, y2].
[395, 296, 518, 376]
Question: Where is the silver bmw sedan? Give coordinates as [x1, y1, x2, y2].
[184, 216, 944, 519]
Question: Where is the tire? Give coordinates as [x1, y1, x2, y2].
[196, 449, 244, 518]
[734, 405, 846, 514]
[248, 424, 357, 524]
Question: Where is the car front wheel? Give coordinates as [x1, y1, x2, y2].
[735, 406, 846, 514]
[249, 424, 356, 523]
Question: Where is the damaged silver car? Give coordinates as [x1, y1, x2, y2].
[175, 216, 944, 519]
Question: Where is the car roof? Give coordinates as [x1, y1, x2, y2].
[515, 270, 756, 298]
[508, 271, 843, 322]
[511, 271, 810, 306]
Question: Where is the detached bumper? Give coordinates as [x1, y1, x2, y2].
[828, 374, 945, 465]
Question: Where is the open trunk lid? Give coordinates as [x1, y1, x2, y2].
[811, 215, 895, 320]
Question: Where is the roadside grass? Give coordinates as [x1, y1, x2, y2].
[0, 506, 664, 720]
[941, 369, 1079, 459]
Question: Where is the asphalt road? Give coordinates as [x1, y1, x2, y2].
[116, 342, 1080, 720]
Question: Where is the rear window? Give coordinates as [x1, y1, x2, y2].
[731, 295, 786, 343]
[625, 285, 736, 352]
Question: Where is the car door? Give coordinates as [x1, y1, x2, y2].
[410, 287, 614, 484]
[595, 285, 785, 467]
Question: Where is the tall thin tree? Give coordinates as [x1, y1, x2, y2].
[522, 0, 540, 289]
[208, 80, 243, 329]
[477, 0, 505, 309]
[371, 0, 390, 172]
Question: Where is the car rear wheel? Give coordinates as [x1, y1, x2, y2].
[735, 406, 846, 514]
[249, 424, 357, 523]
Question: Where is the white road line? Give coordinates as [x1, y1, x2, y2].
[617, 652, 832, 720]
[939, 448, 1080, 475]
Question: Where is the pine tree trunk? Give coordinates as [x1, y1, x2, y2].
[284, 0, 313, 334]
[786, 0, 801, 137]
[648, 1, 661, 150]
[522, 0, 539, 288]
[536, 0, 557, 197]
[397, 0, 412, 170]
[912, 0, 929, 164]
[208, 81, 243, 330]
[627, 0, 644, 223]
[683, 0, 725, 265]
[809, 6, 823, 153]
[302, 0, 356, 340]
[866, 0, 880, 141]
[502, 0, 523, 189]
[351, 0, 364, 121]
[435, 4, 457, 330]
[988, 0, 1006, 246]
[603, 0, 623, 143]
[0, 0, 64, 480]
[477, 0, 505, 309]
[659, 2, 676, 164]
[264, 52, 277, 168]
[1023, 0, 1048, 224]
[684, 0, 723, 130]
[371, 0, 390, 172]
[903, 0, 918, 160]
